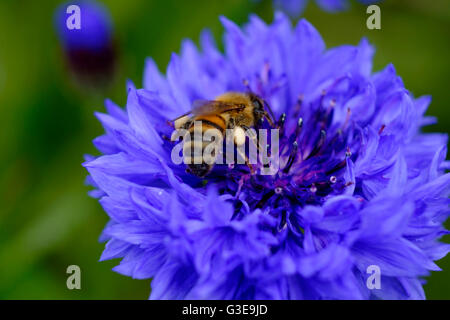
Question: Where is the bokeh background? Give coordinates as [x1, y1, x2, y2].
[0, 0, 448, 299]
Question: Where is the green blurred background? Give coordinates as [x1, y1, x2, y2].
[0, 0, 448, 299]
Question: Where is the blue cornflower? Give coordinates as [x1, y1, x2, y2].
[274, 0, 381, 16]
[83, 13, 450, 299]
[54, 0, 116, 85]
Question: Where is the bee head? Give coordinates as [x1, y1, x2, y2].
[249, 93, 266, 124]
[249, 93, 264, 112]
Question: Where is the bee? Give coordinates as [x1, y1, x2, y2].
[171, 92, 275, 177]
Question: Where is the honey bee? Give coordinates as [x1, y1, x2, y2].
[171, 92, 275, 177]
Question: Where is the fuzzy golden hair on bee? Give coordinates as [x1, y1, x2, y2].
[170, 91, 275, 177]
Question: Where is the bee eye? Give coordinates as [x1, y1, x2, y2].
[253, 99, 263, 111]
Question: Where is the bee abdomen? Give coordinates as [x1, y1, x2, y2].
[183, 117, 225, 177]
[194, 115, 227, 132]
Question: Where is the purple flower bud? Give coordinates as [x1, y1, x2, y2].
[54, 1, 116, 87]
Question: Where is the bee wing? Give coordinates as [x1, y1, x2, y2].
[169, 100, 245, 126]
[191, 99, 246, 116]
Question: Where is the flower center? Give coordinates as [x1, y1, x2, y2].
[215, 95, 355, 222]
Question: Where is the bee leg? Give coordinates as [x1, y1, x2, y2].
[242, 125, 264, 154]
[243, 125, 268, 167]
[263, 112, 275, 127]
[236, 147, 255, 175]
[263, 101, 276, 126]
[254, 108, 275, 128]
